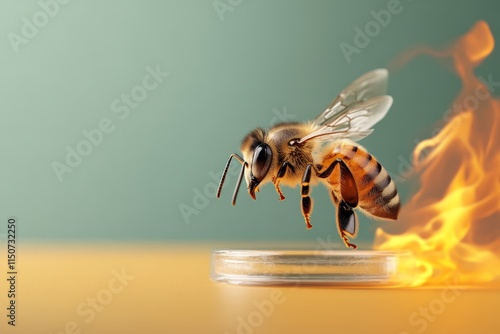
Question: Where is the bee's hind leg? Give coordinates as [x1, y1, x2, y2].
[336, 200, 359, 249]
[319, 158, 360, 249]
[301, 164, 314, 229]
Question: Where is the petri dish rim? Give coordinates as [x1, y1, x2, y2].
[211, 249, 413, 287]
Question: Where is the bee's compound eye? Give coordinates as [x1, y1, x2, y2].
[252, 143, 272, 181]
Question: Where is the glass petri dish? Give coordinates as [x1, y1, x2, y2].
[211, 249, 413, 287]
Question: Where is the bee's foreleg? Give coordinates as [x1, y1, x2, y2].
[301, 164, 313, 229]
[272, 161, 293, 201]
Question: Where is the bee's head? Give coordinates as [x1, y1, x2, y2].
[216, 128, 275, 205]
[241, 128, 273, 200]
[245, 142, 273, 199]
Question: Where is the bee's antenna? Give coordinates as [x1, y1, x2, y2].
[232, 163, 246, 206]
[217, 153, 245, 202]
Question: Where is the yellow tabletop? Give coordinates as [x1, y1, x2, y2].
[4, 244, 499, 334]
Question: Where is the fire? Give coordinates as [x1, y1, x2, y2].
[374, 21, 500, 286]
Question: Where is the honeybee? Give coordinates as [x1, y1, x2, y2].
[216, 69, 400, 249]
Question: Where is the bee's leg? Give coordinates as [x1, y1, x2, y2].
[272, 161, 293, 201]
[318, 158, 358, 207]
[330, 191, 355, 247]
[301, 164, 313, 229]
[319, 158, 359, 249]
[336, 200, 358, 249]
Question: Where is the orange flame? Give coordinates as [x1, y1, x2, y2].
[374, 21, 500, 286]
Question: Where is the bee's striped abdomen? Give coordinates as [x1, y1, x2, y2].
[319, 140, 400, 220]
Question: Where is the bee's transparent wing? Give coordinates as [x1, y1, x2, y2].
[312, 69, 389, 127]
[299, 69, 392, 143]
[299, 96, 393, 143]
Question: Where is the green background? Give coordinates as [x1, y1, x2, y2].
[1, 0, 499, 245]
